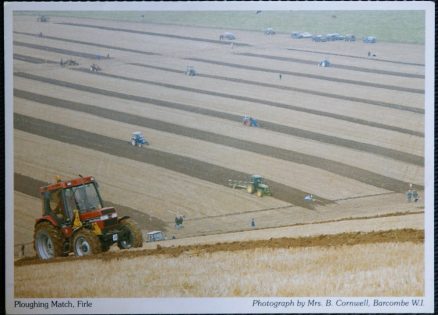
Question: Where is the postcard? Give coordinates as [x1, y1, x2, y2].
[4, 1, 434, 314]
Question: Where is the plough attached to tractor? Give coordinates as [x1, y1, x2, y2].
[228, 175, 272, 197]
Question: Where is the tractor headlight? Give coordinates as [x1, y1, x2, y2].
[100, 214, 109, 220]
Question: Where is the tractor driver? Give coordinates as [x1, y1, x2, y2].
[49, 189, 64, 220]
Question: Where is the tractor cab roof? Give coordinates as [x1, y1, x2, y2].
[40, 176, 96, 193]
[147, 231, 163, 235]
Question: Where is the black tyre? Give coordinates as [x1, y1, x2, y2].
[73, 229, 102, 257]
[118, 218, 143, 249]
[34, 222, 64, 260]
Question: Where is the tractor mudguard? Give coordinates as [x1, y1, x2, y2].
[35, 216, 58, 228]
[118, 216, 130, 223]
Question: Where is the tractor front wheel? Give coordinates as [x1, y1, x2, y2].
[131, 140, 136, 146]
[118, 218, 143, 249]
[247, 184, 255, 194]
[256, 190, 264, 197]
[73, 229, 102, 257]
[34, 222, 64, 260]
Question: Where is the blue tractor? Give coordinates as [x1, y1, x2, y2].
[243, 115, 259, 127]
[131, 131, 149, 147]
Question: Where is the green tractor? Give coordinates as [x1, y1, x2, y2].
[246, 175, 272, 197]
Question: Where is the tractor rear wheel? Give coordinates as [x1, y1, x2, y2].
[131, 140, 136, 146]
[118, 218, 143, 249]
[73, 229, 102, 257]
[256, 190, 264, 197]
[34, 222, 64, 260]
[247, 184, 255, 194]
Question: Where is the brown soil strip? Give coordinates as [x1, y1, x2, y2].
[15, 90, 423, 192]
[14, 173, 167, 232]
[15, 228, 424, 266]
[286, 47, 425, 67]
[186, 57, 424, 94]
[55, 22, 251, 47]
[14, 113, 327, 208]
[130, 62, 424, 133]
[14, 31, 158, 56]
[237, 52, 424, 78]
[14, 41, 105, 60]
[13, 53, 57, 64]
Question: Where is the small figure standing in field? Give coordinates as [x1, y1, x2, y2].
[279, 73, 282, 80]
[175, 215, 184, 229]
[406, 184, 419, 203]
[368, 51, 371, 57]
[251, 218, 256, 227]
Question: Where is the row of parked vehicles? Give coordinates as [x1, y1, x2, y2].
[292, 31, 376, 43]
[220, 29, 376, 43]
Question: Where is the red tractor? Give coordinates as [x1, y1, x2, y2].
[34, 175, 143, 259]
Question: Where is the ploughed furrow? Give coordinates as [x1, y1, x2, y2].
[186, 57, 424, 94]
[286, 48, 425, 67]
[14, 113, 327, 209]
[237, 52, 424, 79]
[14, 31, 158, 55]
[130, 62, 424, 135]
[13, 53, 57, 64]
[15, 89, 423, 192]
[56, 22, 251, 47]
[14, 41, 105, 60]
[15, 229, 425, 266]
[14, 73, 424, 166]
[14, 173, 167, 232]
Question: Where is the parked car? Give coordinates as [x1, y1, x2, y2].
[345, 34, 356, 41]
[264, 27, 275, 35]
[146, 231, 166, 242]
[363, 36, 377, 43]
[219, 32, 236, 40]
[312, 34, 327, 42]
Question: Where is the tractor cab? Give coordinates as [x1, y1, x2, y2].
[247, 175, 272, 197]
[40, 176, 105, 226]
[34, 176, 143, 260]
[131, 131, 148, 147]
[243, 115, 259, 127]
[185, 66, 196, 76]
[319, 59, 331, 67]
